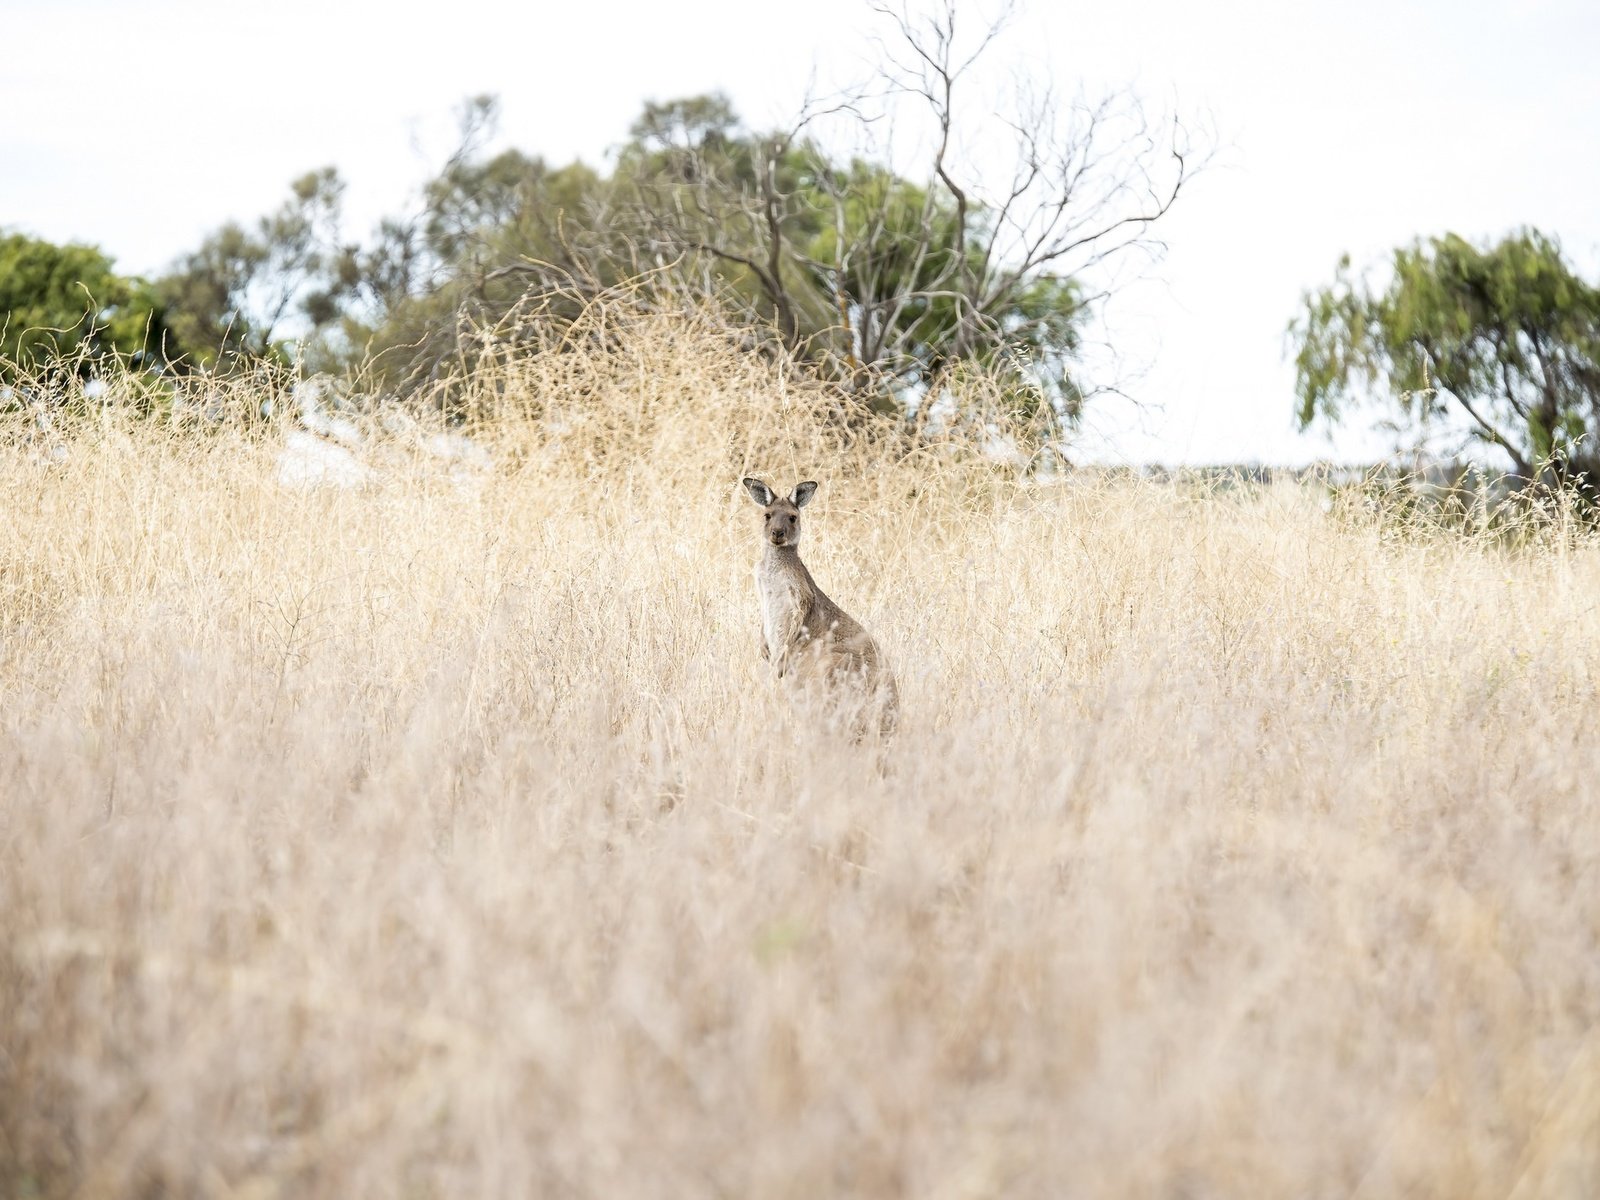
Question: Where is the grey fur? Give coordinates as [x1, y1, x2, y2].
[742, 477, 899, 736]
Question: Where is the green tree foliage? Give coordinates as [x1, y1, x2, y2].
[617, 94, 830, 349]
[337, 3, 1199, 418]
[347, 101, 616, 386]
[596, 0, 1199, 426]
[156, 167, 360, 369]
[0, 232, 174, 382]
[1292, 229, 1600, 483]
[122, 3, 1200, 430]
[804, 160, 1085, 412]
[611, 87, 1102, 421]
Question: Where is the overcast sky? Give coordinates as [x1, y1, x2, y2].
[6, 0, 1598, 464]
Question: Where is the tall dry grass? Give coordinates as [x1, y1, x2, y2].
[4, 303, 1600, 1198]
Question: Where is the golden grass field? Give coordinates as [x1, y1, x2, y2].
[4, 306, 1600, 1198]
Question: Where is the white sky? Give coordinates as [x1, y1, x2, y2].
[5, 0, 1598, 465]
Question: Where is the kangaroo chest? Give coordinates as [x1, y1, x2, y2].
[755, 558, 814, 655]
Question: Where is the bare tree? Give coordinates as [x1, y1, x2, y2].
[622, 0, 1207, 418]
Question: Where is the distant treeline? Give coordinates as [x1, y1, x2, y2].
[4, 1, 1597, 488]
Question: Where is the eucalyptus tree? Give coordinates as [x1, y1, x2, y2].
[1292, 229, 1600, 486]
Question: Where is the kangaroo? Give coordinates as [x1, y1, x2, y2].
[741, 477, 898, 736]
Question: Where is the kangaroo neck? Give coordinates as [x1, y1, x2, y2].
[763, 542, 812, 580]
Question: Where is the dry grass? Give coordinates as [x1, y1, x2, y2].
[4, 306, 1600, 1198]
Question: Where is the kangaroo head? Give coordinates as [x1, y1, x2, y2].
[742, 477, 817, 548]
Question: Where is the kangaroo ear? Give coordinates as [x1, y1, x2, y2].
[742, 477, 775, 506]
[791, 481, 818, 508]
